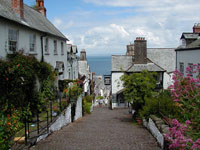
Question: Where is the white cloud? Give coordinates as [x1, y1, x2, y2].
[50, 0, 200, 55]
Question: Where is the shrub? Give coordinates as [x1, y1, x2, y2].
[83, 95, 93, 114]
[121, 70, 157, 118]
[139, 90, 180, 119]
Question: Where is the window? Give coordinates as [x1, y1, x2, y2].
[188, 63, 193, 77]
[44, 37, 49, 53]
[61, 42, 64, 55]
[8, 29, 18, 51]
[54, 40, 57, 54]
[180, 62, 184, 75]
[29, 34, 36, 52]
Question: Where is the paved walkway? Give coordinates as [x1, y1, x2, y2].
[31, 107, 161, 150]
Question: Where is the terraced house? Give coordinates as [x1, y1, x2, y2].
[0, 0, 76, 80]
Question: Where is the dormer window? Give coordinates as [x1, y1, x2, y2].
[182, 39, 186, 48]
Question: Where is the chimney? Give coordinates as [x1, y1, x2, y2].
[193, 23, 200, 33]
[80, 50, 86, 61]
[134, 37, 147, 64]
[12, 0, 24, 19]
[36, 0, 46, 17]
[126, 43, 134, 56]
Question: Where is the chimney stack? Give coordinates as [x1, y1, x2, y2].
[36, 0, 46, 17]
[134, 37, 147, 64]
[126, 43, 134, 56]
[193, 23, 200, 33]
[80, 50, 87, 61]
[12, 0, 24, 19]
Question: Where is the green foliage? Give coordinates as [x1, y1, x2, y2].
[96, 96, 103, 100]
[83, 95, 93, 114]
[121, 70, 157, 114]
[0, 106, 23, 150]
[139, 90, 180, 119]
[63, 83, 83, 102]
[0, 53, 56, 148]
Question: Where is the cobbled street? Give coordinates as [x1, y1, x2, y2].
[31, 107, 161, 150]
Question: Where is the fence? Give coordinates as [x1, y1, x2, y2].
[11, 96, 74, 150]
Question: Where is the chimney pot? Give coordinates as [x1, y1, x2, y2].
[193, 23, 200, 33]
[36, 0, 46, 17]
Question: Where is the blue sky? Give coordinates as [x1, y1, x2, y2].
[24, 0, 200, 56]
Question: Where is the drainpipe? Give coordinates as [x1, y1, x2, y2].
[41, 34, 47, 62]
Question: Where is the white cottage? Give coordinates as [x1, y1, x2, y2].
[111, 37, 172, 109]
[176, 24, 200, 77]
[78, 50, 92, 95]
[0, 0, 70, 80]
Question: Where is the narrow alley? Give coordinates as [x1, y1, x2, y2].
[31, 107, 161, 150]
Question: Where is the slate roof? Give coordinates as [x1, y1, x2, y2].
[0, 0, 67, 40]
[127, 62, 165, 73]
[181, 33, 199, 39]
[111, 55, 133, 72]
[147, 48, 175, 73]
[112, 55, 165, 73]
[186, 39, 200, 48]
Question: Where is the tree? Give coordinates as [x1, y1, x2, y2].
[120, 70, 157, 118]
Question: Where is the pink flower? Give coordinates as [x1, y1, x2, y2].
[185, 120, 191, 125]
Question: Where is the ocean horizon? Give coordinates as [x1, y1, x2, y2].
[87, 56, 111, 76]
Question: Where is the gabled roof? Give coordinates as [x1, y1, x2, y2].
[181, 33, 199, 39]
[127, 58, 165, 73]
[147, 48, 175, 73]
[0, 0, 68, 40]
[111, 55, 133, 72]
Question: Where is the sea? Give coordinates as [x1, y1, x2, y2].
[87, 56, 111, 76]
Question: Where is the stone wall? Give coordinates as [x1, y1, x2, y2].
[143, 115, 170, 149]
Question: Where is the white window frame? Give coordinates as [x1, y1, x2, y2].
[44, 37, 49, 54]
[8, 29, 18, 52]
[29, 34, 36, 52]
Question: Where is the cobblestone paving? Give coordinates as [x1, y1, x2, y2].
[31, 107, 161, 150]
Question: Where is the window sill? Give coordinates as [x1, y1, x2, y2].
[44, 52, 50, 55]
[29, 51, 38, 55]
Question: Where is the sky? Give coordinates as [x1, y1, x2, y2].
[24, 0, 200, 56]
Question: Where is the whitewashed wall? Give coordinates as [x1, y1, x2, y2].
[75, 96, 82, 121]
[177, 49, 200, 77]
[111, 72, 124, 94]
[0, 18, 69, 80]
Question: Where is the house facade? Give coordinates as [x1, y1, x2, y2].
[67, 44, 79, 80]
[176, 24, 200, 78]
[0, 0, 70, 81]
[111, 37, 170, 109]
[78, 50, 92, 95]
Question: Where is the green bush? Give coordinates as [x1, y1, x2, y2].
[96, 96, 103, 100]
[83, 95, 93, 114]
[139, 90, 180, 119]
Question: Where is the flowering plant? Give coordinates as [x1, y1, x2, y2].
[169, 66, 200, 131]
[0, 105, 23, 150]
[165, 119, 200, 150]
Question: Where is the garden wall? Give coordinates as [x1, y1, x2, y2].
[143, 115, 169, 149]
[37, 104, 71, 142]
[75, 96, 82, 121]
